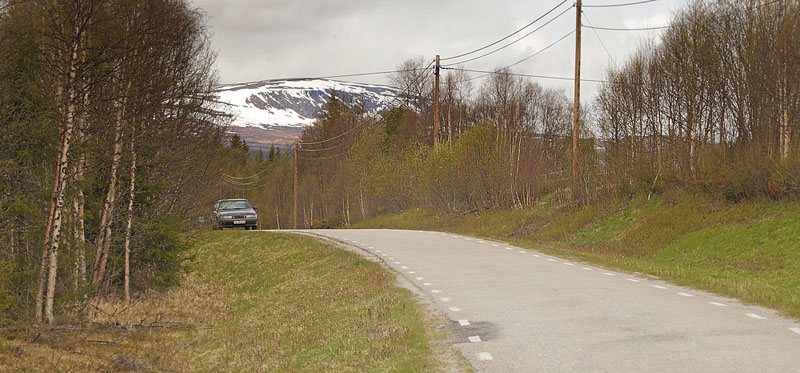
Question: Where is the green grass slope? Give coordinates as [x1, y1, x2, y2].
[354, 196, 800, 319]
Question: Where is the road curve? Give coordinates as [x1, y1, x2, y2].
[290, 229, 800, 372]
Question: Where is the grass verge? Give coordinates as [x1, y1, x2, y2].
[0, 232, 452, 371]
[353, 194, 800, 319]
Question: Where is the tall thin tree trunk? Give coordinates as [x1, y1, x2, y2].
[123, 124, 137, 306]
[92, 89, 127, 289]
[37, 21, 82, 324]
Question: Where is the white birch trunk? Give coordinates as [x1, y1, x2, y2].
[124, 124, 136, 306]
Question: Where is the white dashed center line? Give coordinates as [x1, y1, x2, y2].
[746, 313, 767, 320]
[709, 301, 728, 307]
[431, 290, 441, 293]
[415, 277, 424, 280]
[388, 257, 394, 260]
[650, 285, 667, 289]
[449, 307, 462, 312]
[477, 352, 493, 361]
[440, 297, 451, 302]
[532, 254, 541, 257]
[393, 261, 401, 264]
[375, 250, 381, 253]
[468, 336, 482, 343]
[381, 254, 388, 257]
[519, 250, 526, 253]
[627, 278, 641, 283]
[789, 327, 800, 335]
[582, 267, 593, 271]
[563, 263, 575, 266]
[401, 266, 408, 269]
[423, 282, 432, 286]
[477, 240, 486, 244]
[677, 292, 694, 297]
[547, 258, 557, 262]
[505, 247, 513, 250]
[603, 272, 615, 276]
[408, 271, 416, 274]
[491, 244, 499, 247]
[458, 320, 471, 326]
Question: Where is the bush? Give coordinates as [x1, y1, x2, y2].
[132, 215, 191, 290]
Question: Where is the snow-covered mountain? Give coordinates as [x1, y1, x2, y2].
[214, 79, 400, 147]
[216, 78, 402, 128]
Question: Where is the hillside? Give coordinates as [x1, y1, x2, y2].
[214, 79, 401, 148]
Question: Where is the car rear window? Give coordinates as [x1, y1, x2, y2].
[219, 200, 251, 210]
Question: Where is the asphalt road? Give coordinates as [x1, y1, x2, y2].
[294, 229, 800, 372]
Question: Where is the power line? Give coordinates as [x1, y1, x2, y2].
[506, 29, 576, 69]
[297, 121, 367, 146]
[309, 67, 432, 80]
[223, 164, 275, 180]
[582, 12, 615, 63]
[440, 0, 569, 61]
[297, 151, 351, 161]
[464, 29, 576, 82]
[443, 4, 574, 67]
[582, 24, 669, 31]
[444, 67, 607, 83]
[298, 137, 355, 152]
[582, 0, 658, 8]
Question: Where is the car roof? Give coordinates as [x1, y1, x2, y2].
[218, 198, 250, 202]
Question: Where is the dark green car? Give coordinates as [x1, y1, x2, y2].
[212, 199, 258, 230]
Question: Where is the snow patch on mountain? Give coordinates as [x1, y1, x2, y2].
[214, 78, 400, 129]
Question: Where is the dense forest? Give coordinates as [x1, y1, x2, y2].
[0, 0, 231, 324]
[226, 0, 797, 228]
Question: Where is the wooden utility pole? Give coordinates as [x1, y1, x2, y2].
[293, 141, 298, 229]
[572, 0, 582, 204]
[433, 55, 440, 149]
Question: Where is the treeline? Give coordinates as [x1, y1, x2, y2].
[0, 0, 229, 325]
[228, 0, 797, 230]
[596, 0, 798, 200]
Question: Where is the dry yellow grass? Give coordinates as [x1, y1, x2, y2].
[1, 231, 457, 371]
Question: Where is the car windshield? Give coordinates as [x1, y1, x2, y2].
[219, 200, 251, 211]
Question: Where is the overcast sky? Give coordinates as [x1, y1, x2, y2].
[191, 0, 684, 102]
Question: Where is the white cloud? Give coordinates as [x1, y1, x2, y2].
[190, 0, 679, 103]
